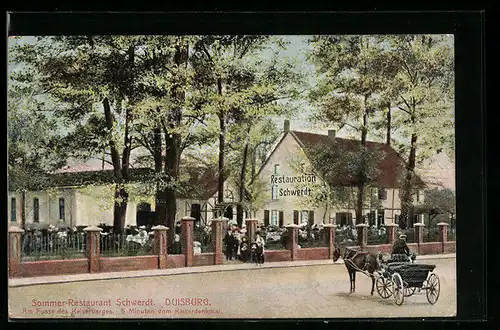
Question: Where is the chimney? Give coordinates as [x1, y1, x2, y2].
[328, 129, 336, 140]
[284, 119, 290, 133]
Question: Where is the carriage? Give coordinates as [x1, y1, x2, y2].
[375, 255, 441, 306]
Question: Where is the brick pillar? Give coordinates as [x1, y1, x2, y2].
[181, 216, 195, 267]
[437, 222, 449, 253]
[414, 223, 425, 254]
[285, 224, 300, 261]
[8, 226, 24, 277]
[356, 223, 369, 250]
[386, 223, 398, 245]
[245, 219, 258, 242]
[323, 224, 337, 259]
[84, 226, 102, 273]
[152, 225, 169, 269]
[212, 217, 228, 265]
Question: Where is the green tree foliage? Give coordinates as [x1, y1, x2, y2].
[383, 35, 454, 228]
[308, 35, 395, 224]
[10, 36, 150, 233]
[415, 188, 456, 218]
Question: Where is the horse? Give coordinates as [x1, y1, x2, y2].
[333, 246, 382, 295]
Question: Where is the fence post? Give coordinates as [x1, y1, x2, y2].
[181, 216, 195, 267]
[8, 226, 24, 277]
[285, 224, 300, 261]
[386, 223, 398, 245]
[356, 223, 369, 250]
[245, 219, 258, 242]
[437, 222, 449, 253]
[323, 224, 337, 260]
[84, 226, 102, 273]
[414, 223, 425, 254]
[211, 217, 228, 265]
[152, 225, 169, 269]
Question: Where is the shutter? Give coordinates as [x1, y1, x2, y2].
[308, 210, 314, 226]
[279, 211, 284, 227]
[347, 213, 353, 226]
[264, 210, 270, 227]
[335, 213, 341, 226]
[293, 210, 299, 225]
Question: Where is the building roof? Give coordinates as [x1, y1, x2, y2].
[255, 130, 425, 189]
[44, 164, 221, 200]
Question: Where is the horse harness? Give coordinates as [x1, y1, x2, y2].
[344, 251, 373, 277]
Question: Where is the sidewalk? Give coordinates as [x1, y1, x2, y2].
[8, 253, 455, 288]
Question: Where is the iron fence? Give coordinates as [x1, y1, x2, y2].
[367, 227, 389, 245]
[21, 232, 86, 261]
[447, 227, 456, 241]
[193, 226, 212, 253]
[100, 233, 155, 257]
[423, 227, 441, 243]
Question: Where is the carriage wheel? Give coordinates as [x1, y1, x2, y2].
[376, 277, 392, 299]
[426, 273, 440, 305]
[404, 285, 417, 297]
[391, 273, 404, 306]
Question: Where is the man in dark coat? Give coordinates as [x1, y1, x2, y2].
[224, 230, 234, 260]
[392, 234, 410, 256]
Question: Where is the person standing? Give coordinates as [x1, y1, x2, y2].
[224, 230, 234, 260]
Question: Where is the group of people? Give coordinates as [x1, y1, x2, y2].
[224, 225, 265, 264]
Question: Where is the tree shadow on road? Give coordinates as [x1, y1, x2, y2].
[333, 292, 433, 306]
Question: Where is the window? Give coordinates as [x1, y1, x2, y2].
[368, 211, 376, 226]
[264, 210, 270, 226]
[59, 198, 65, 221]
[271, 210, 278, 226]
[293, 210, 299, 224]
[378, 188, 387, 200]
[301, 211, 309, 225]
[336, 212, 353, 227]
[279, 211, 284, 227]
[10, 198, 16, 222]
[271, 185, 278, 200]
[33, 198, 40, 223]
[274, 164, 280, 175]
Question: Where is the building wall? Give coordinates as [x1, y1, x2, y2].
[8, 189, 75, 228]
[251, 132, 420, 227]
[74, 185, 137, 227]
[253, 133, 326, 225]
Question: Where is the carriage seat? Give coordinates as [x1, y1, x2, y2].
[388, 254, 412, 263]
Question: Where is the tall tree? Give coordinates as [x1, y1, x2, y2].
[10, 36, 146, 233]
[385, 35, 454, 228]
[308, 35, 395, 224]
[190, 36, 274, 212]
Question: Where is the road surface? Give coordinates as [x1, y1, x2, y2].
[8, 258, 456, 319]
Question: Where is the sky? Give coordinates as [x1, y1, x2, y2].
[7, 35, 455, 190]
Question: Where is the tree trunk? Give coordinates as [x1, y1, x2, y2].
[251, 146, 257, 180]
[386, 104, 391, 146]
[103, 97, 129, 234]
[153, 120, 165, 226]
[21, 190, 26, 229]
[164, 132, 181, 243]
[217, 78, 225, 205]
[400, 132, 418, 229]
[113, 185, 128, 234]
[237, 123, 252, 227]
[355, 100, 369, 224]
[355, 183, 365, 224]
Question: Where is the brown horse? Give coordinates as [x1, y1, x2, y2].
[334, 246, 381, 295]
